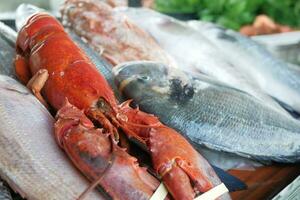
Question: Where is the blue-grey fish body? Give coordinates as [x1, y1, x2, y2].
[0, 22, 16, 78]
[187, 20, 300, 113]
[113, 61, 300, 163]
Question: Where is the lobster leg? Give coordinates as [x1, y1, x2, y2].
[87, 108, 119, 141]
[15, 54, 49, 108]
[26, 69, 49, 108]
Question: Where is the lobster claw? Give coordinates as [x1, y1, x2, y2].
[149, 126, 231, 200]
[118, 104, 230, 200]
[54, 101, 160, 200]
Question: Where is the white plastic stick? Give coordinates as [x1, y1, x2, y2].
[150, 182, 229, 200]
[149, 183, 168, 200]
[195, 183, 229, 200]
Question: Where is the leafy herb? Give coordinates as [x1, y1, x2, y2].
[154, 0, 300, 30]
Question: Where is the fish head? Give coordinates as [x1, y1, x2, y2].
[113, 61, 170, 99]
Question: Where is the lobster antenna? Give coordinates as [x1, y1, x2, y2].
[77, 154, 116, 200]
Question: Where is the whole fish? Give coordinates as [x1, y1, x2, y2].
[187, 20, 300, 113]
[113, 61, 300, 163]
[0, 180, 12, 200]
[0, 75, 104, 200]
[61, 0, 177, 67]
[0, 22, 16, 78]
[117, 7, 288, 115]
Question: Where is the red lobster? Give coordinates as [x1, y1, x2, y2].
[15, 13, 225, 200]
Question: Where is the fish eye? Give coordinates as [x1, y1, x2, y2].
[138, 76, 150, 81]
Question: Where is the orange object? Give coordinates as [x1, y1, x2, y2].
[240, 15, 294, 36]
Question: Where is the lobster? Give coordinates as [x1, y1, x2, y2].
[14, 12, 227, 200]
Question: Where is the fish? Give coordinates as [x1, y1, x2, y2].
[0, 22, 17, 78]
[117, 7, 289, 115]
[0, 180, 12, 200]
[113, 61, 300, 163]
[187, 20, 300, 113]
[61, 0, 178, 67]
[0, 75, 105, 200]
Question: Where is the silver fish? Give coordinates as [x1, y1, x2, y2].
[117, 7, 289, 115]
[187, 20, 300, 113]
[0, 180, 12, 200]
[0, 75, 104, 200]
[0, 22, 16, 78]
[113, 61, 300, 163]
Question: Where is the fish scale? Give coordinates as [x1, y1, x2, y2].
[114, 61, 300, 163]
[0, 35, 16, 78]
[0, 22, 16, 79]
